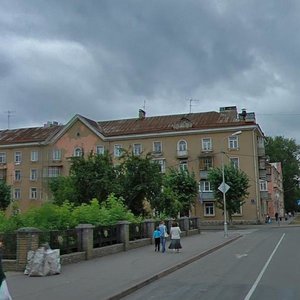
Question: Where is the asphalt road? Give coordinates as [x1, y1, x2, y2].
[124, 227, 300, 300]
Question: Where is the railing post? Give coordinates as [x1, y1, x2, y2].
[196, 217, 201, 233]
[143, 219, 155, 243]
[179, 217, 189, 235]
[16, 227, 41, 271]
[117, 221, 130, 251]
[75, 224, 95, 260]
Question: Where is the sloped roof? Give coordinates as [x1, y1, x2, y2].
[97, 111, 251, 136]
[0, 125, 63, 145]
[0, 110, 256, 145]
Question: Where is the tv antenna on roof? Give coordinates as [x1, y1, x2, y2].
[189, 99, 200, 113]
[4, 110, 16, 129]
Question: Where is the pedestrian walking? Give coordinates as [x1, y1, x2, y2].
[0, 241, 12, 300]
[158, 221, 168, 253]
[168, 222, 182, 252]
[153, 226, 161, 252]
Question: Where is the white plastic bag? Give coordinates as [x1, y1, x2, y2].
[24, 247, 61, 277]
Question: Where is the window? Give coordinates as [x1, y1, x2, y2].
[199, 157, 213, 170]
[199, 180, 212, 192]
[154, 159, 166, 173]
[114, 145, 123, 157]
[233, 203, 243, 216]
[0, 152, 6, 163]
[31, 150, 38, 162]
[46, 167, 62, 178]
[204, 202, 215, 216]
[30, 169, 38, 181]
[14, 170, 21, 181]
[14, 188, 21, 200]
[178, 140, 187, 151]
[14, 151, 21, 164]
[74, 147, 83, 157]
[96, 145, 105, 155]
[228, 136, 239, 150]
[133, 144, 142, 156]
[52, 149, 62, 161]
[179, 161, 188, 171]
[202, 138, 212, 151]
[30, 187, 38, 199]
[260, 180, 268, 191]
[230, 157, 239, 169]
[153, 141, 162, 154]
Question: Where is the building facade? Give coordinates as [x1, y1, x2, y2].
[0, 106, 268, 223]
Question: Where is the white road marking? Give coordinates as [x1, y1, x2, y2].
[236, 254, 248, 259]
[244, 233, 285, 300]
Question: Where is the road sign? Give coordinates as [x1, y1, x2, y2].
[218, 182, 230, 193]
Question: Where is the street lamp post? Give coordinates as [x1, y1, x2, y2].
[221, 130, 242, 238]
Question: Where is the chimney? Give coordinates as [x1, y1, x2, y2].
[139, 109, 146, 119]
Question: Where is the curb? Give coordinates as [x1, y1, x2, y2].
[107, 234, 242, 300]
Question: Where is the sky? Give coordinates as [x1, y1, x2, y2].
[1, 0, 300, 142]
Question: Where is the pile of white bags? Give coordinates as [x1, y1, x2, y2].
[24, 245, 61, 277]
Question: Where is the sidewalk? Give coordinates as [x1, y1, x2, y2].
[6, 230, 241, 300]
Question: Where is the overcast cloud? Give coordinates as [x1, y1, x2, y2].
[1, 0, 300, 142]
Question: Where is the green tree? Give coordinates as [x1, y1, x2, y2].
[160, 169, 198, 217]
[265, 136, 300, 211]
[68, 151, 118, 205]
[49, 176, 76, 205]
[117, 152, 163, 215]
[0, 180, 11, 211]
[208, 164, 250, 222]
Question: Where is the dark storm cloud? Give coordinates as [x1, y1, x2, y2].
[0, 0, 300, 142]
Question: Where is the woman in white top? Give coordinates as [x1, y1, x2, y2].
[168, 222, 182, 252]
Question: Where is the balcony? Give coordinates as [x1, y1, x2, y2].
[177, 150, 188, 158]
[259, 169, 267, 180]
[199, 192, 215, 200]
[257, 145, 265, 157]
[151, 151, 163, 158]
[260, 191, 269, 200]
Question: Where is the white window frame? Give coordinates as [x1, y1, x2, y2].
[0, 152, 6, 163]
[230, 157, 239, 169]
[179, 161, 188, 171]
[52, 149, 62, 161]
[200, 157, 213, 170]
[153, 141, 162, 154]
[14, 151, 22, 164]
[14, 188, 21, 200]
[14, 170, 21, 181]
[154, 159, 166, 173]
[114, 144, 123, 157]
[74, 147, 83, 157]
[133, 143, 142, 156]
[204, 202, 215, 216]
[30, 169, 38, 181]
[233, 203, 243, 216]
[178, 140, 187, 152]
[260, 180, 268, 191]
[96, 145, 105, 155]
[30, 150, 39, 162]
[30, 187, 38, 200]
[228, 136, 239, 150]
[202, 138, 212, 151]
[199, 180, 212, 192]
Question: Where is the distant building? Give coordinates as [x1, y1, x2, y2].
[266, 162, 285, 218]
[0, 106, 268, 224]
